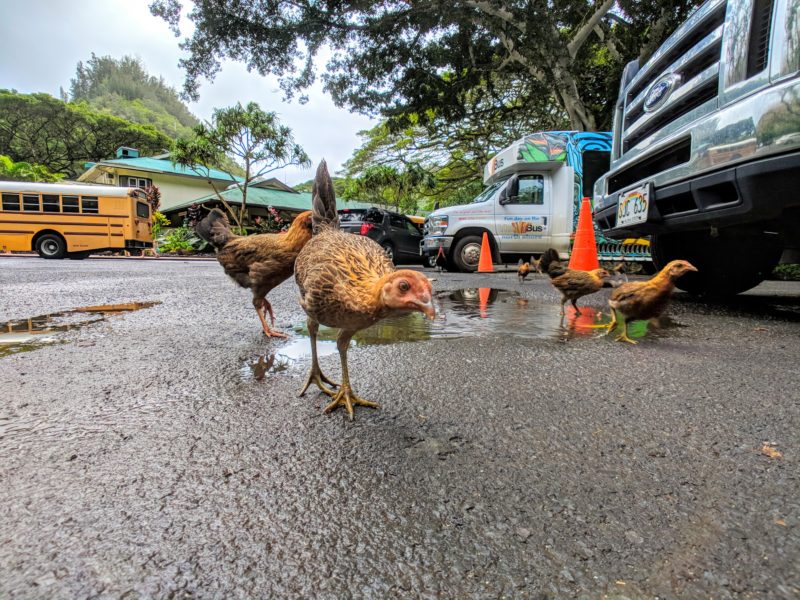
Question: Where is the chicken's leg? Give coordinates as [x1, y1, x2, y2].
[298, 318, 338, 396]
[254, 297, 287, 338]
[570, 298, 582, 316]
[559, 296, 567, 315]
[615, 317, 638, 344]
[323, 330, 379, 420]
[605, 308, 618, 333]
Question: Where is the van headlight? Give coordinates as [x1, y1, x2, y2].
[429, 215, 449, 235]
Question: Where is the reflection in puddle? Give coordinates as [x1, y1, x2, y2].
[0, 302, 160, 358]
[242, 289, 659, 381]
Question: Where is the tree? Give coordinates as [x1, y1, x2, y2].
[151, 0, 702, 132]
[172, 102, 310, 227]
[342, 163, 435, 214]
[0, 155, 63, 182]
[71, 53, 199, 138]
[0, 90, 172, 178]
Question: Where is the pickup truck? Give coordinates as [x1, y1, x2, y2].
[593, 0, 800, 294]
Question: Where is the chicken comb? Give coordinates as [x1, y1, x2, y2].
[311, 160, 339, 234]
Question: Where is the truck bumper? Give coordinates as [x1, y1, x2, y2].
[421, 235, 454, 254]
[594, 151, 800, 238]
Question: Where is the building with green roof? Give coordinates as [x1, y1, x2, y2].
[162, 179, 378, 225]
[78, 147, 244, 212]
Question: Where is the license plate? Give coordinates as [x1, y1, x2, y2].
[616, 184, 650, 228]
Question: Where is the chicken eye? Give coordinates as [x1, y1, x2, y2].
[398, 280, 410, 293]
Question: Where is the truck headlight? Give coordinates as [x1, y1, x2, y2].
[429, 215, 449, 235]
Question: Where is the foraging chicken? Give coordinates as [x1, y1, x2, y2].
[607, 260, 697, 344]
[296, 160, 435, 420]
[196, 208, 313, 337]
[434, 246, 448, 272]
[539, 248, 610, 315]
[517, 259, 531, 283]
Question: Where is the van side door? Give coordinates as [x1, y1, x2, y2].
[495, 173, 552, 252]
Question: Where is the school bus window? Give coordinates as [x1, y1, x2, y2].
[2, 193, 21, 211]
[82, 196, 99, 214]
[136, 201, 150, 218]
[23, 194, 41, 211]
[42, 194, 60, 212]
[62, 195, 79, 213]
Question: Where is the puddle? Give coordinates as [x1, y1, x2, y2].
[241, 289, 659, 381]
[0, 302, 160, 358]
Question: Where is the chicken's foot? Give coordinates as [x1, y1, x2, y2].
[298, 318, 339, 397]
[323, 330, 379, 420]
[615, 319, 638, 344]
[571, 299, 582, 316]
[255, 298, 288, 338]
[324, 386, 380, 421]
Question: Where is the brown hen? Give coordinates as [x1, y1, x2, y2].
[295, 161, 435, 420]
[196, 208, 313, 337]
[539, 248, 610, 315]
[607, 260, 697, 343]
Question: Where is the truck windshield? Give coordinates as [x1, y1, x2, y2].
[472, 180, 505, 203]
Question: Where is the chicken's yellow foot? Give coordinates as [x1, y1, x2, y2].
[298, 365, 338, 397]
[323, 385, 380, 420]
[614, 320, 638, 344]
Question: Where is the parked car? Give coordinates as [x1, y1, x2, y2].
[338, 207, 425, 265]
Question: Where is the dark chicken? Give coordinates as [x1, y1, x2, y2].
[607, 259, 698, 344]
[539, 248, 610, 315]
[295, 161, 435, 420]
[196, 208, 313, 337]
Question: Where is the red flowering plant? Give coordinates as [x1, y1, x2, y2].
[253, 206, 286, 233]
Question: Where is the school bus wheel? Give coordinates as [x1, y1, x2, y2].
[35, 233, 67, 259]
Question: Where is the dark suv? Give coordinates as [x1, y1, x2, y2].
[338, 207, 425, 265]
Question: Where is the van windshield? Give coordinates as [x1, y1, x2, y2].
[471, 180, 506, 203]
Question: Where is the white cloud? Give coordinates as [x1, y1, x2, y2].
[0, 0, 375, 184]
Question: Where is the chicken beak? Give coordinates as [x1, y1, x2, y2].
[416, 299, 436, 320]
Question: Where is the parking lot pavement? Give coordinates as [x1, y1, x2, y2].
[1, 258, 798, 598]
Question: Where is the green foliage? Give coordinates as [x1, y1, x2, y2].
[150, 0, 702, 131]
[0, 89, 172, 178]
[173, 102, 310, 225]
[0, 155, 63, 182]
[772, 264, 800, 281]
[151, 211, 170, 237]
[253, 206, 286, 233]
[157, 226, 194, 254]
[71, 54, 198, 139]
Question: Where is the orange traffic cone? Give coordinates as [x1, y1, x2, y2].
[477, 232, 494, 273]
[568, 197, 600, 271]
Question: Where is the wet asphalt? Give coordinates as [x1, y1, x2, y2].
[0, 257, 798, 599]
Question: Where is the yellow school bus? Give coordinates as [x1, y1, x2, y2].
[0, 181, 153, 259]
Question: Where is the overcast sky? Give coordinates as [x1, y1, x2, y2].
[0, 0, 376, 185]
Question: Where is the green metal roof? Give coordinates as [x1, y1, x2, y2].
[91, 156, 243, 182]
[162, 185, 377, 214]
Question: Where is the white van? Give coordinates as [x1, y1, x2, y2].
[421, 131, 648, 272]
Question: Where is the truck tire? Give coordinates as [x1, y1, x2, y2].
[36, 233, 67, 259]
[651, 228, 783, 296]
[452, 235, 484, 272]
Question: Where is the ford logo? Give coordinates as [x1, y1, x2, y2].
[643, 74, 679, 113]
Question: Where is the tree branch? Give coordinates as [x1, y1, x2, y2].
[567, 0, 615, 60]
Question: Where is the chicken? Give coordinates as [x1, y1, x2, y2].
[295, 161, 435, 420]
[196, 208, 313, 338]
[517, 259, 531, 283]
[539, 248, 611, 315]
[434, 246, 448, 272]
[606, 259, 698, 344]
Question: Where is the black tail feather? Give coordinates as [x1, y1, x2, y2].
[539, 248, 566, 278]
[311, 160, 339, 234]
[195, 208, 235, 250]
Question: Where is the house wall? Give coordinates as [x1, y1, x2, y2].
[81, 167, 233, 211]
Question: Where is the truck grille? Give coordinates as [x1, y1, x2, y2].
[621, 0, 726, 154]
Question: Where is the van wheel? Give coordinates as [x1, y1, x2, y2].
[452, 235, 484, 272]
[36, 234, 66, 259]
[651, 228, 782, 296]
[381, 243, 395, 263]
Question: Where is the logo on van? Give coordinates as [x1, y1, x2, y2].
[643, 74, 680, 113]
